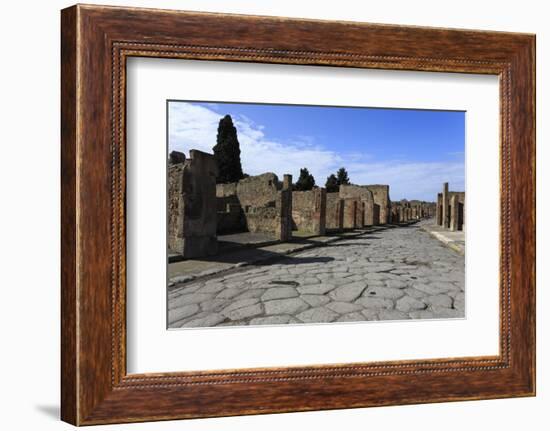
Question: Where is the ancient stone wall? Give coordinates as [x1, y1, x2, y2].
[292, 188, 327, 235]
[168, 150, 219, 258]
[365, 185, 391, 225]
[343, 199, 358, 229]
[339, 185, 374, 226]
[326, 192, 344, 232]
[215, 172, 292, 240]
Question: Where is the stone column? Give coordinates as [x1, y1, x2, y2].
[168, 150, 219, 258]
[278, 174, 293, 241]
[336, 199, 344, 231]
[363, 198, 374, 226]
[317, 188, 327, 234]
[442, 182, 449, 229]
[435, 193, 443, 226]
[450, 194, 459, 231]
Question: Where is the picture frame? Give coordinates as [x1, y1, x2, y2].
[61, 4, 535, 425]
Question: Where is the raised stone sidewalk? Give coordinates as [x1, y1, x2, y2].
[420, 223, 465, 255]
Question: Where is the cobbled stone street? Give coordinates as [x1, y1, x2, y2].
[168, 221, 465, 328]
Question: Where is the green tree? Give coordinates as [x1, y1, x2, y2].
[336, 167, 350, 186]
[325, 173, 339, 192]
[212, 115, 244, 183]
[295, 168, 316, 191]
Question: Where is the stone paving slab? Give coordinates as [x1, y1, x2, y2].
[168, 220, 465, 328]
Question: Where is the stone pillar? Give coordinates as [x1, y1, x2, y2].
[363, 198, 374, 226]
[435, 193, 443, 226]
[283, 174, 292, 190]
[168, 150, 219, 258]
[356, 200, 364, 227]
[318, 188, 327, 234]
[343, 199, 357, 229]
[336, 199, 344, 231]
[442, 182, 449, 229]
[277, 174, 293, 241]
[450, 194, 459, 231]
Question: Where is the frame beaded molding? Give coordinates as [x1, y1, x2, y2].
[110, 41, 513, 388]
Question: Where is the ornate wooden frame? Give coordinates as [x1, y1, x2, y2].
[61, 4, 535, 425]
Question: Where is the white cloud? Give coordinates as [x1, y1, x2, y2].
[168, 102, 464, 202]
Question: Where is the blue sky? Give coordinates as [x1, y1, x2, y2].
[168, 101, 465, 201]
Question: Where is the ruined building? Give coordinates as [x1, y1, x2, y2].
[168, 148, 434, 260]
[392, 200, 436, 223]
[216, 173, 293, 241]
[436, 182, 465, 231]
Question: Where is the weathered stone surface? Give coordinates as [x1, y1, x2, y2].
[403, 287, 427, 299]
[326, 301, 364, 314]
[364, 286, 404, 300]
[396, 295, 427, 312]
[328, 282, 366, 302]
[199, 298, 228, 312]
[297, 283, 336, 295]
[179, 313, 226, 328]
[225, 303, 264, 320]
[250, 315, 297, 325]
[355, 297, 394, 309]
[261, 287, 299, 301]
[170, 304, 200, 323]
[199, 283, 226, 294]
[411, 283, 448, 295]
[175, 292, 213, 305]
[409, 310, 436, 319]
[220, 298, 260, 315]
[215, 287, 243, 299]
[431, 306, 463, 318]
[301, 294, 331, 307]
[424, 294, 453, 309]
[337, 312, 368, 322]
[378, 309, 410, 320]
[453, 292, 465, 310]
[361, 309, 380, 320]
[234, 288, 267, 300]
[385, 279, 408, 289]
[264, 298, 309, 315]
[296, 307, 339, 323]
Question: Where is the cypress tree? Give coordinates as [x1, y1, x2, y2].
[295, 168, 316, 191]
[212, 115, 244, 183]
[336, 167, 350, 186]
[325, 173, 339, 192]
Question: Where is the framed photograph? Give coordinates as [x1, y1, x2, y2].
[61, 4, 535, 425]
